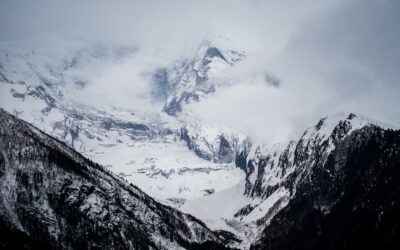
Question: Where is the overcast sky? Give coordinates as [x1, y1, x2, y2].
[1, 0, 399, 143]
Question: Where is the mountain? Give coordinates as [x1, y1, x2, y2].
[157, 39, 244, 116]
[2, 106, 399, 249]
[0, 108, 233, 249]
[0, 40, 246, 206]
[182, 113, 400, 248]
[251, 119, 400, 249]
[153, 37, 246, 163]
[2, 39, 400, 249]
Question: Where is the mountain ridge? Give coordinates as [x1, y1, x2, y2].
[0, 108, 232, 249]
[2, 39, 400, 249]
[251, 125, 400, 249]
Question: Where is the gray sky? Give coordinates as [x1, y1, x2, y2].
[1, 0, 399, 142]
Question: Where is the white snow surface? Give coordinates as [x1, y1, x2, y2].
[90, 140, 244, 202]
[0, 41, 247, 207]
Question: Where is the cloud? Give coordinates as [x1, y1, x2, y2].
[0, 0, 337, 54]
[266, 0, 400, 118]
[1, 0, 399, 142]
[72, 52, 160, 112]
[186, 82, 310, 144]
[185, 0, 400, 142]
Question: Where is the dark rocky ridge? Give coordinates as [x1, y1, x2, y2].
[236, 115, 371, 209]
[0, 109, 231, 250]
[250, 125, 400, 249]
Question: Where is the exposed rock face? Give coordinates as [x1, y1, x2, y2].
[251, 126, 400, 250]
[0, 109, 230, 250]
[236, 114, 378, 212]
[218, 136, 235, 163]
[180, 126, 240, 163]
[159, 42, 244, 117]
[226, 113, 400, 249]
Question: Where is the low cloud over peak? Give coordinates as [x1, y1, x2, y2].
[1, 0, 399, 143]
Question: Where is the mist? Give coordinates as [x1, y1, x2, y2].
[1, 0, 399, 143]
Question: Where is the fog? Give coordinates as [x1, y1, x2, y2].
[1, 0, 399, 142]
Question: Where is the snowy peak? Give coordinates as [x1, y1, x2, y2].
[236, 112, 397, 218]
[196, 37, 245, 66]
[244, 113, 388, 195]
[252, 120, 400, 249]
[203, 47, 228, 64]
[159, 38, 245, 116]
[307, 112, 398, 140]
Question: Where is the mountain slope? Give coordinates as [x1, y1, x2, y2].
[234, 114, 398, 221]
[251, 125, 400, 249]
[0, 41, 246, 205]
[0, 108, 230, 250]
[182, 114, 400, 248]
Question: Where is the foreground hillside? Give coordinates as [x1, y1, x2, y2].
[248, 119, 400, 249]
[0, 108, 230, 250]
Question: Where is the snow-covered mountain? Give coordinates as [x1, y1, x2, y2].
[0, 108, 232, 249]
[2, 38, 400, 249]
[157, 39, 244, 116]
[153, 37, 246, 164]
[0, 39, 246, 207]
[181, 113, 400, 248]
[250, 117, 400, 249]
